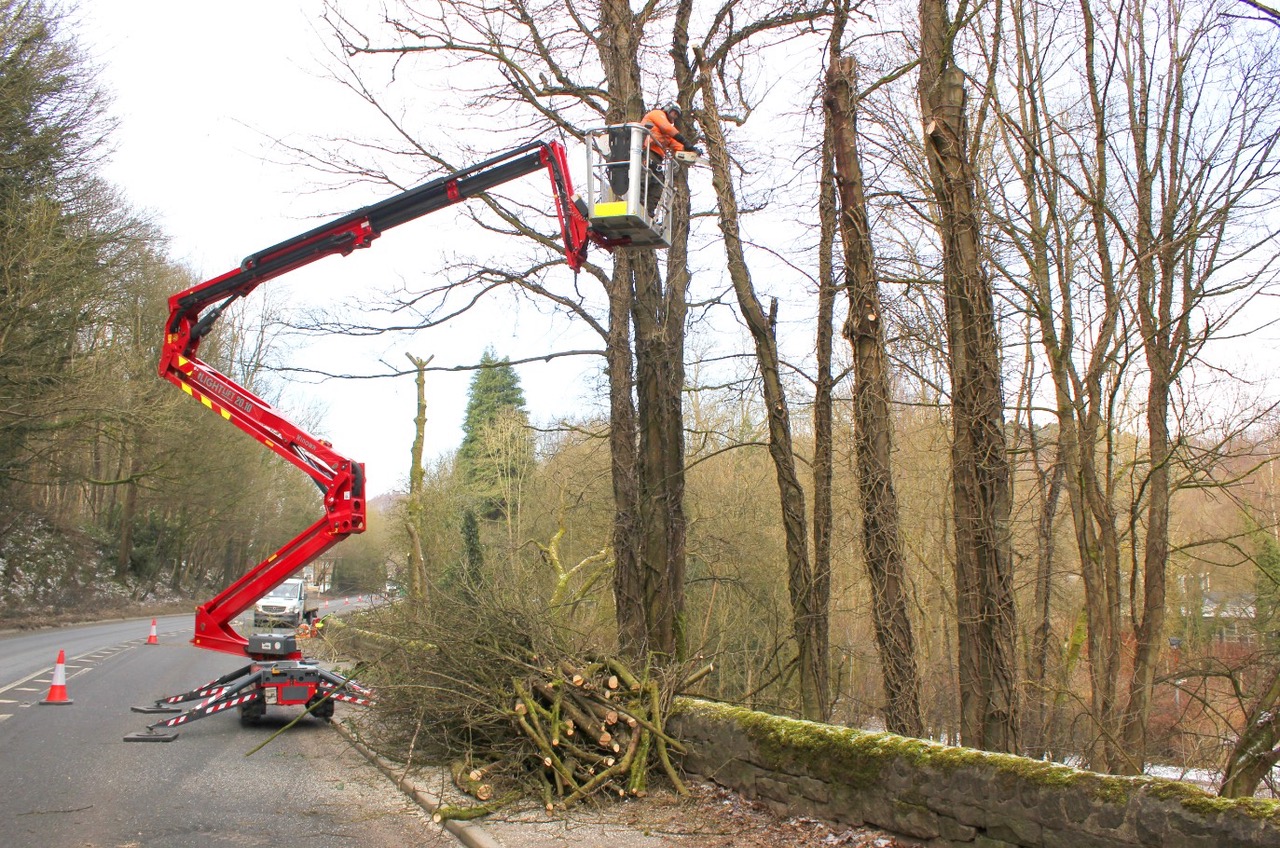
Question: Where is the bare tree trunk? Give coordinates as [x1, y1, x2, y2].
[600, 0, 688, 661]
[1120, 129, 1173, 771]
[1116, 0, 1176, 769]
[404, 353, 433, 607]
[607, 256, 646, 656]
[1025, 425, 1064, 756]
[599, 0, 647, 658]
[631, 250, 688, 660]
[825, 54, 923, 737]
[221, 536, 243, 589]
[813, 88, 837, 730]
[115, 459, 140, 580]
[220, 537, 240, 594]
[696, 54, 828, 720]
[918, 0, 1019, 752]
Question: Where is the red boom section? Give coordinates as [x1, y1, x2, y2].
[159, 352, 365, 659]
[160, 140, 595, 660]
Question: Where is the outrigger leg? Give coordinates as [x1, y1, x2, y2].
[124, 661, 374, 742]
[124, 664, 269, 742]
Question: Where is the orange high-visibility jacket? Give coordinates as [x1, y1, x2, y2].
[642, 108, 687, 157]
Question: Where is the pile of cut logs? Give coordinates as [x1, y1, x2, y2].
[441, 657, 713, 817]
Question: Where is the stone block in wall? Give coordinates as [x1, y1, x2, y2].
[937, 817, 978, 842]
[1020, 787, 1069, 831]
[824, 781, 872, 827]
[1084, 795, 1130, 834]
[986, 818, 1042, 847]
[1038, 831, 1136, 848]
[857, 795, 943, 840]
[755, 775, 792, 807]
[974, 836, 1023, 848]
[893, 798, 944, 840]
[792, 774, 830, 804]
[698, 756, 760, 797]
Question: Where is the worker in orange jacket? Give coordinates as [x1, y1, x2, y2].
[639, 103, 700, 216]
[641, 103, 698, 159]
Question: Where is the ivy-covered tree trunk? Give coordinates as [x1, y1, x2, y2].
[825, 52, 923, 737]
[918, 0, 1019, 752]
[606, 255, 646, 656]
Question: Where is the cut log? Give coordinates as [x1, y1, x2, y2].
[450, 760, 495, 802]
[604, 658, 643, 691]
[468, 762, 500, 783]
[432, 793, 518, 823]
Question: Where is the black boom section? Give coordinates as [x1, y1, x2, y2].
[242, 145, 548, 271]
[173, 144, 554, 324]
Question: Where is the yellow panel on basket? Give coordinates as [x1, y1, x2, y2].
[592, 201, 628, 218]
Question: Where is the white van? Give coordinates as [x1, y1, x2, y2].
[252, 578, 318, 630]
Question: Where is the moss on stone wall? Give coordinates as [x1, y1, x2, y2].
[673, 698, 1280, 824]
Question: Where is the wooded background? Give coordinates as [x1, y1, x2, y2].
[6, 0, 1280, 796]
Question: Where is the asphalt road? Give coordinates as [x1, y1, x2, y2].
[0, 608, 454, 848]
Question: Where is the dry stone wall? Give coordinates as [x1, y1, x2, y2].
[669, 699, 1280, 848]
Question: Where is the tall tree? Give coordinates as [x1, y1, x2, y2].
[824, 35, 924, 735]
[696, 68, 826, 718]
[404, 352, 433, 605]
[457, 350, 533, 521]
[918, 0, 1020, 751]
[987, 0, 1280, 771]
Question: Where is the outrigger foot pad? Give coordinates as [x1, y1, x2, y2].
[131, 704, 183, 714]
[124, 730, 179, 742]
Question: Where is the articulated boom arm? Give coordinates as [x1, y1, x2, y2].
[161, 140, 594, 660]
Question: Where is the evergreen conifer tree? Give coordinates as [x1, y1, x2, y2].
[457, 349, 533, 519]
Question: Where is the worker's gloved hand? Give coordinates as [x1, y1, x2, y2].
[691, 147, 704, 156]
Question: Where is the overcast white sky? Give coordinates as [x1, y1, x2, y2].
[74, 1, 1280, 512]
[79, 1, 606, 498]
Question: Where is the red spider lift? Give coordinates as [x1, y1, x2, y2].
[125, 138, 636, 741]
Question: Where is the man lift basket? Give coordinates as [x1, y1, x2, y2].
[581, 123, 678, 249]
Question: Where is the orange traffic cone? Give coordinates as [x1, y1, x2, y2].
[40, 650, 74, 705]
[146, 618, 159, 645]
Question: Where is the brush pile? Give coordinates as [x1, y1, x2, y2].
[321, 592, 712, 818]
